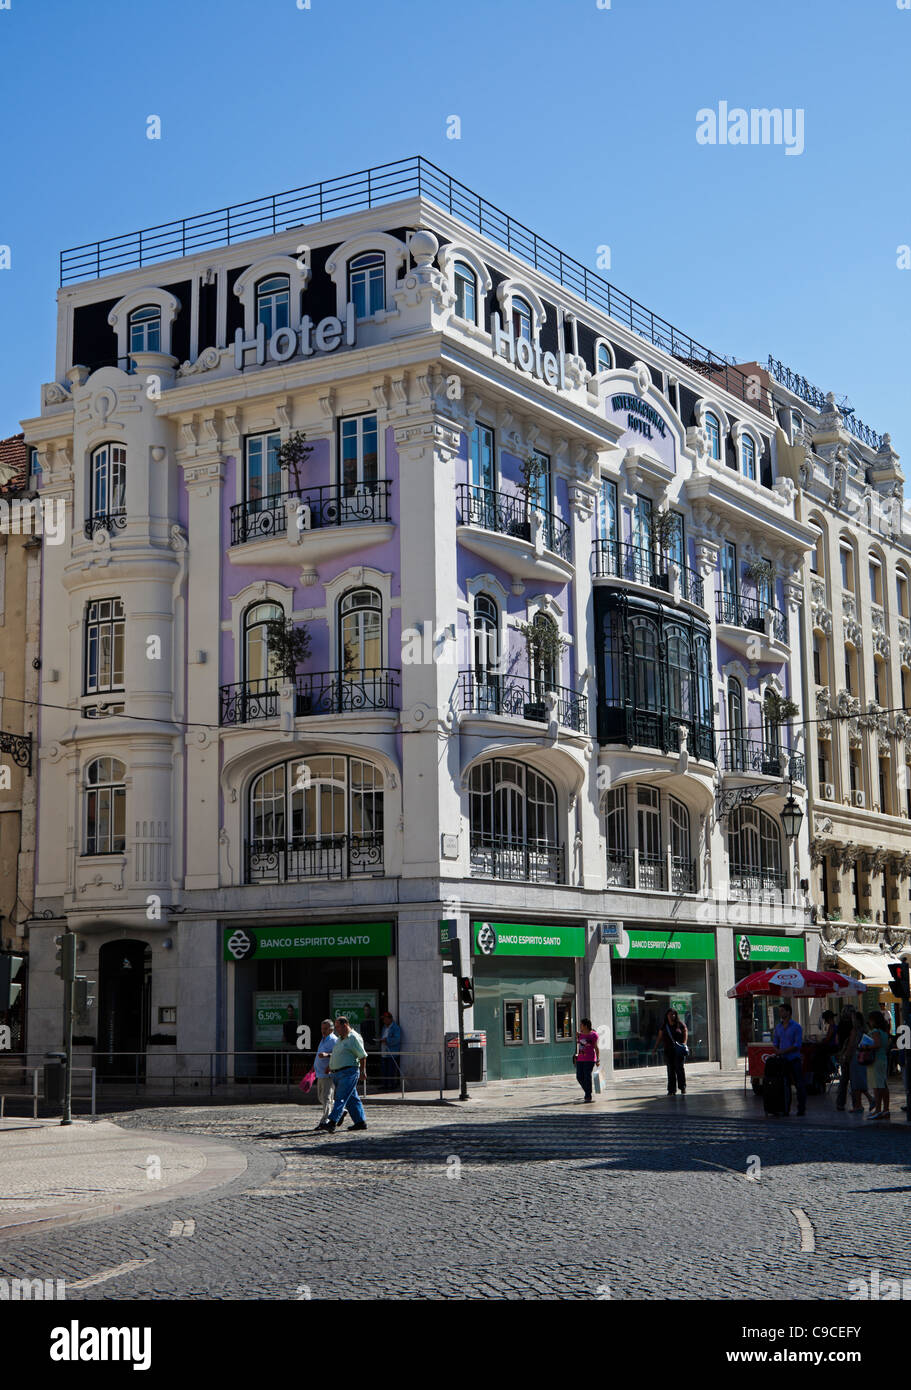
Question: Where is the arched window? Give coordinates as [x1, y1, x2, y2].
[454, 261, 477, 323]
[349, 252, 385, 318]
[128, 305, 161, 360]
[473, 593, 500, 708]
[603, 785, 629, 885]
[248, 754, 384, 881]
[728, 677, 745, 769]
[669, 796, 691, 889]
[85, 757, 126, 855]
[512, 296, 533, 343]
[665, 625, 692, 721]
[597, 342, 613, 373]
[90, 443, 126, 522]
[704, 412, 721, 461]
[530, 612, 560, 695]
[339, 588, 382, 674]
[244, 602, 283, 683]
[730, 805, 782, 892]
[255, 275, 291, 338]
[632, 618, 660, 712]
[742, 433, 756, 481]
[468, 758, 560, 881]
[694, 636, 712, 733]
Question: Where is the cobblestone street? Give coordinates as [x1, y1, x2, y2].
[2, 1094, 909, 1301]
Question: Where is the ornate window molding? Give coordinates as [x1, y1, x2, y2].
[233, 254, 312, 338]
[325, 232, 408, 322]
[108, 287, 181, 365]
[437, 242, 492, 329]
[495, 278, 547, 338]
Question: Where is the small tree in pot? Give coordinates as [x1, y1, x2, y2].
[278, 431, 314, 498]
[510, 450, 550, 541]
[761, 688, 799, 774]
[265, 618, 313, 711]
[518, 617, 568, 720]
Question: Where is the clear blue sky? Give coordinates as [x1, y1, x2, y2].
[2, 0, 909, 451]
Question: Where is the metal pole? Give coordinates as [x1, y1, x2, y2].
[90, 1068, 96, 1118]
[61, 937, 75, 1126]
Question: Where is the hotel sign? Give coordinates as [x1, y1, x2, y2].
[609, 394, 668, 442]
[490, 313, 568, 390]
[235, 303, 357, 369]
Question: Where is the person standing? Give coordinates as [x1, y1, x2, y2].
[847, 1008, 875, 1113]
[378, 1011, 402, 1090]
[772, 1003, 806, 1116]
[834, 1009, 855, 1111]
[866, 1010, 892, 1121]
[312, 1018, 337, 1130]
[656, 1008, 688, 1096]
[574, 1018, 600, 1101]
[318, 1016, 368, 1133]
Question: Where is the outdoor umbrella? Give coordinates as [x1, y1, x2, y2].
[726, 968, 866, 999]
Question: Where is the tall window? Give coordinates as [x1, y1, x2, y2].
[339, 414, 378, 494]
[128, 305, 161, 360]
[729, 806, 782, 889]
[473, 593, 500, 707]
[741, 433, 756, 481]
[339, 588, 382, 674]
[604, 786, 628, 883]
[85, 757, 126, 855]
[454, 262, 477, 322]
[245, 432, 282, 507]
[898, 572, 909, 618]
[704, 412, 721, 460]
[665, 626, 692, 720]
[349, 252, 384, 318]
[633, 495, 653, 558]
[869, 560, 883, 607]
[597, 342, 613, 373]
[669, 797, 691, 870]
[720, 541, 738, 596]
[728, 678, 745, 767]
[840, 546, 854, 592]
[255, 276, 291, 338]
[248, 755, 384, 876]
[468, 759, 557, 847]
[85, 598, 125, 694]
[469, 423, 495, 495]
[598, 479, 618, 543]
[757, 557, 773, 611]
[637, 786, 662, 888]
[632, 617, 660, 711]
[530, 613, 560, 694]
[244, 602, 282, 683]
[664, 512, 685, 567]
[527, 449, 551, 513]
[511, 296, 533, 343]
[90, 443, 126, 520]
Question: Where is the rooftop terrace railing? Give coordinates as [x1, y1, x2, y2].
[59, 156, 759, 407]
[766, 356, 884, 450]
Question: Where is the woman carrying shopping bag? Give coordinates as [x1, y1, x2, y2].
[657, 1007, 689, 1096]
[574, 1018, 600, 1102]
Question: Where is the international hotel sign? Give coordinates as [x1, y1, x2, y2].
[472, 921, 586, 958]
[605, 386, 677, 470]
[224, 922, 392, 961]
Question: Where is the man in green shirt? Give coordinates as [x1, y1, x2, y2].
[318, 1016, 368, 1133]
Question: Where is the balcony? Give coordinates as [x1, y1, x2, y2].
[597, 706, 715, 763]
[729, 868, 789, 897]
[83, 511, 127, 540]
[245, 834, 384, 883]
[592, 540, 705, 609]
[456, 484, 573, 583]
[219, 669, 400, 726]
[457, 671, 588, 733]
[715, 591, 788, 657]
[721, 738, 806, 785]
[605, 850, 697, 894]
[228, 482, 394, 568]
[469, 835, 565, 884]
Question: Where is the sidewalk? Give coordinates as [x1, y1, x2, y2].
[0, 1118, 248, 1240]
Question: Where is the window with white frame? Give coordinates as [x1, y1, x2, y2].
[339, 588, 383, 675]
[255, 275, 291, 338]
[741, 432, 756, 481]
[128, 305, 161, 360]
[245, 432, 282, 508]
[704, 412, 721, 461]
[84, 757, 126, 855]
[511, 296, 533, 343]
[349, 252, 385, 318]
[84, 598, 125, 695]
[597, 341, 613, 373]
[90, 443, 126, 521]
[454, 261, 478, 323]
[339, 413, 379, 495]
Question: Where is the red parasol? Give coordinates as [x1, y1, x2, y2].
[726, 967, 866, 999]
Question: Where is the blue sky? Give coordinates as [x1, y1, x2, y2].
[2, 0, 909, 451]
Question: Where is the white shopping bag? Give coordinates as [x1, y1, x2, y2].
[592, 1068, 604, 1095]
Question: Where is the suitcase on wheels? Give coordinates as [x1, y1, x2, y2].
[762, 1055, 791, 1116]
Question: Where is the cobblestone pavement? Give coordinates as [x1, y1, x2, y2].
[0, 1097, 909, 1300]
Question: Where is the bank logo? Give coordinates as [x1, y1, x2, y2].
[737, 935, 751, 962]
[477, 922, 497, 956]
[226, 928, 255, 961]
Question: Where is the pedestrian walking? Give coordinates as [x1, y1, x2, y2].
[847, 1008, 875, 1113]
[656, 1007, 689, 1096]
[574, 1017, 600, 1101]
[378, 1011, 402, 1090]
[771, 1003, 806, 1116]
[866, 1010, 892, 1121]
[318, 1016, 368, 1134]
[812, 1009, 838, 1091]
[834, 1009, 854, 1111]
[312, 1019, 338, 1130]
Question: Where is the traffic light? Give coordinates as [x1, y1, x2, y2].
[442, 938, 462, 978]
[54, 934, 76, 981]
[74, 977, 96, 1013]
[888, 961, 910, 1001]
[460, 977, 475, 1007]
[0, 954, 24, 1011]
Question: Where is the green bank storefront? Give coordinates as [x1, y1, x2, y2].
[472, 920, 585, 1080]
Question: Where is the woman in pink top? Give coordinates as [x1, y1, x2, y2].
[575, 1017, 601, 1102]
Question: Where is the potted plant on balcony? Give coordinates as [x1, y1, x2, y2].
[518, 618, 568, 721]
[511, 451, 550, 543]
[266, 618, 313, 713]
[652, 509, 680, 591]
[761, 688, 799, 775]
[745, 556, 774, 585]
[278, 431, 314, 497]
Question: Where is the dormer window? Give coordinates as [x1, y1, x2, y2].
[454, 261, 478, 323]
[256, 275, 291, 338]
[349, 252, 385, 318]
[597, 342, 613, 373]
[512, 296, 533, 343]
[742, 432, 756, 481]
[128, 305, 161, 359]
[705, 412, 721, 461]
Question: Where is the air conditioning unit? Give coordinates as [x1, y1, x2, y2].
[822, 782, 835, 800]
[851, 790, 865, 808]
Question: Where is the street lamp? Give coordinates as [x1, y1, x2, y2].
[780, 792, 804, 841]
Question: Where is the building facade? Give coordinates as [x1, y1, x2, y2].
[23, 159, 816, 1085]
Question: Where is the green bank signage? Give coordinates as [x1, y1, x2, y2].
[613, 930, 716, 961]
[224, 922, 393, 962]
[736, 934, 805, 964]
[472, 921, 586, 958]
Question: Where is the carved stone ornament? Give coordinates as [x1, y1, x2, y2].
[177, 346, 223, 377]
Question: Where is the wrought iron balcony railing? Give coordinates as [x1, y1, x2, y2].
[456, 483, 571, 560]
[245, 834, 384, 883]
[592, 540, 705, 607]
[766, 357, 884, 450]
[597, 705, 715, 763]
[721, 738, 806, 783]
[729, 868, 789, 896]
[230, 481, 392, 546]
[0, 729, 32, 773]
[457, 671, 587, 733]
[603, 849, 698, 894]
[469, 835, 565, 884]
[715, 590, 787, 643]
[83, 511, 127, 539]
[220, 670, 400, 724]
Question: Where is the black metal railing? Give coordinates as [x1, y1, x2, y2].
[767, 357, 884, 450]
[638, 855, 666, 892]
[597, 706, 715, 763]
[230, 481, 392, 546]
[671, 857, 697, 894]
[592, 540, 704, 607]
[57, 155, 761, 410]
[605, 851, 631, 887]
[715, 590, 787, 643]
[730, 868, 789, 896]
[0, 730, 31, 773]
[456, 483, 571, 560]
[294, 669, 400, 716]
[457, 671, 587, 733]
[603, 851, 696, 894]
[220, 678, 278, 724]
[469, 835, 565, 884]
[245, 834, 383, 883]
[83, 512, 127, 539]
[721, 738, 806, 783]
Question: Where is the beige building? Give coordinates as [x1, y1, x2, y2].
[771, 367, 911, 1007]
[0, 433, 42, 1052]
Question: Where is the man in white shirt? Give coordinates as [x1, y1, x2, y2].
[313, 1019, 337, 1130]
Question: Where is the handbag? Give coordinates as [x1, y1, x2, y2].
[666, 1024, 689, 1059]
[298, 1069, 317, 1093]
